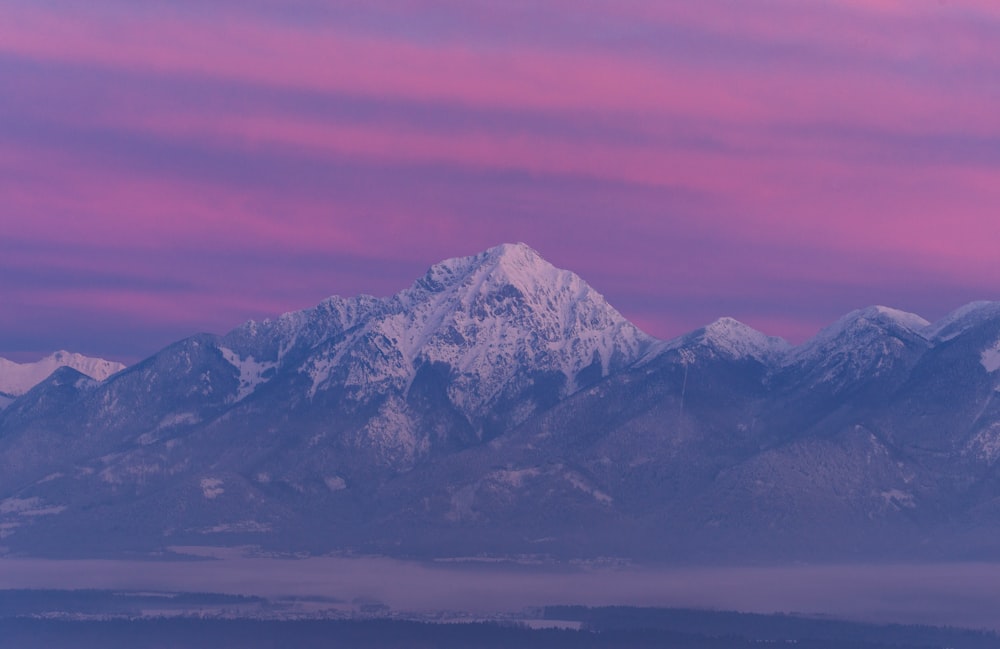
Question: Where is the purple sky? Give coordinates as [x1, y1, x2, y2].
[2, 0, 999, 363]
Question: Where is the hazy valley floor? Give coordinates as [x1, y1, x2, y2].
[2, 554, 1000, 632]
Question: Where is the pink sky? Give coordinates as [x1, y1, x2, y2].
[1, 0, 998, 362]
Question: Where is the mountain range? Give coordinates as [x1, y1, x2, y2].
[1, 243, 999, 562]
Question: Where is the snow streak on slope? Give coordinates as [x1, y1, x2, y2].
[0, 351, 126, 396]
[218, 347, 277, 402]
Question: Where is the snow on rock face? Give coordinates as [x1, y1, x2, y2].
[0, 351, 126, 396]
[982, 340, 1000, 373]
[301, 243, 654, 415]
[968, 424, 1000, 463]
[200, 478, 224, 499]
[218, 346, 277, 402]
[350, 395, 426, 468]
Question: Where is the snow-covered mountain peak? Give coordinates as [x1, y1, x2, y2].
[793, 305, 928, 360]
[700, 317, 792, 362]
[657, 317, 791, 364]
[784, 306, 931, 387]
[821, 306, 930, 338]
[302, 243, 655, 416]
[923, 301, 1000, 342]
[0, 351, 125, 397]
[412, 242, 561, 300]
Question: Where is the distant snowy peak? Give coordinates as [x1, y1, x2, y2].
[702, 317, 792, 362]
[923, 301, 1000, 342]
[0, 351, 126, 397]
[833, 306, 930, 338]
[791, 306, 929, 363]
[658, 317, 790, 364]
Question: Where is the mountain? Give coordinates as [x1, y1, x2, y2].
[1, 244, 999, 563]
[0, 351, 125, 399]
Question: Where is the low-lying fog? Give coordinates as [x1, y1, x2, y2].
[1, 552, 998, 631]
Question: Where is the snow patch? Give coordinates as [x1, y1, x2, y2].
[0, 497, 65, 516]
[0, 497, 42, 514]
[156, 412, 200, 430]
[20, 505, 67, 516]
[219, 346, 277, 402]
[200, 520, 271, 534]
[968, 424, 1000, 463]
[305, 356, 338, 399]
[981, 341, 1000, 373]
[563, 471, 613, 505]
[100, 459, 188, 485]
[200, 478, 224, 499]
[324, 476, 347, 491]
[880, 489, 915, 509]
[489, 467, 541, 488]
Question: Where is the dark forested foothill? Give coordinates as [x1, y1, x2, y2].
[545, 606, 1000, 649]
[0, 615, 997, 649]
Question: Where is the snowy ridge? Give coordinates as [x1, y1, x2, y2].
[655, 316, 790, 364]
[923, 301, 1000, 341]
[788, 306, 929, 366]
[227, 294, 384, 364]
[0, 351, 125, 397]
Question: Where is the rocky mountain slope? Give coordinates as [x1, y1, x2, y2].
[1, 244, 998, 562]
